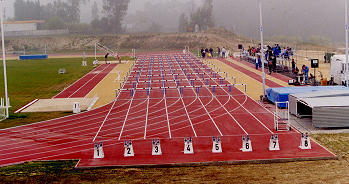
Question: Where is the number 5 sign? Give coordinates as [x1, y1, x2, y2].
[212, 136, 222, 153]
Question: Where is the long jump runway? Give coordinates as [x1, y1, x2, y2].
[0, 53, 334, 168]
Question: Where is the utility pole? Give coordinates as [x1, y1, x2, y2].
[345, 0, 349, 87]
[0, 0, 9, 118]
[259, 1, 266, 98]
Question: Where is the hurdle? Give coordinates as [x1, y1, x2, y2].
[274, 101, 291, 131]
[118, 84, 247, 91]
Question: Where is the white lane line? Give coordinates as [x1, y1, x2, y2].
[173, 57, 222, 136]
[68, 64, 113, 98]
[163, 94, 172, 139]
[92, 99, 118, 142]
[166, 60, 197, 137]
[194, 56, 273, 134]
[14, 99, 39, 113]
[53, 65, 103, 98]
[183, 59, 249, 135]
[144, 97, 150, 139]
[118, 60, 144, 141]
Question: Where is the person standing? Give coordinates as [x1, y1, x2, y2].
[217, 47, 221, 57]
[255, 55, 259, 69]
[258, 54, 262, 68]
[201, 48, 205, 58]
[222, 47, 226, 58]
[205, 48, 209, 58]
[272, 55, 277, 72]
[291, 59, 296, 73]
[117, 55, 122, 64]
[302, 65, 309, 83]
[104, 53, 109, 64]
[209, 48, 214, 57]
[268, 59, 273, 74]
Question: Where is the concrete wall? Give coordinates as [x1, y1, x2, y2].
[5, 29, 69, 37]
[5, 23, 37, 32]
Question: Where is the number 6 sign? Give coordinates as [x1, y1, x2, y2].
[241, 135, 252, 152]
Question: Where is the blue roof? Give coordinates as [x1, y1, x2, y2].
[266, 86, 349, 107]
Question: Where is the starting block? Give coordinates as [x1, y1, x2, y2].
[93, 142, 104, 159]
[241, 135, 252, 152]
[212, 136, 222, 153]
[269, 134, 280, 151]
[73, 102, 81, 114]
[299, 132, 311, 150]
[124, 140, 135, 157]
[184, 137, 194, 154]
[152, 139, 162, 155]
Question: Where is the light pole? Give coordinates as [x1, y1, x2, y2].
[259, 0, 267, 98]
[345, 0, 349, 87]
[0, 0, 8, 118]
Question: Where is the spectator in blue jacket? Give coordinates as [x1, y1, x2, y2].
[302, 65, 309, 83]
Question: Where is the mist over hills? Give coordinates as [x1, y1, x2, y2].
[4, 0, 347, 42]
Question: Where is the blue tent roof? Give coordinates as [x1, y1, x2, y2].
[266, 86, 349, 107]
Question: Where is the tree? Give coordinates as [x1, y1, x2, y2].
[102, 0, 131, 33]
[14, 0, 42, 21]
[91, 1, 99, 21]
[178, 13, 189, 32]
[189, 0, 214, 31]
[14, 0, 87, 23]
[44, 16, 66, 30]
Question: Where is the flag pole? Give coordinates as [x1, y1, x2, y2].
[0, 0, 9, 118]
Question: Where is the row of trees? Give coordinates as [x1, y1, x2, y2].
[13, 0, 130, 34]
[178, 0, 214, 32]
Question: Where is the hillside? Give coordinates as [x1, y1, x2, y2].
[6, 29, 245, 53]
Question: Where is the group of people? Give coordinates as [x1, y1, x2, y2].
[201, 47, 228, 58]
[244, 43, 309, 83]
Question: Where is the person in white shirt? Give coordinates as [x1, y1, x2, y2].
[222, 47, 226, 58]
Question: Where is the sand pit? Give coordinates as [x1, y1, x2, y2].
[22, 97, 98, 113]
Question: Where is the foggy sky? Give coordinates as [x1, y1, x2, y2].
[3, 0, 348, 42]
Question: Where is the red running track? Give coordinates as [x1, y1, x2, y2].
[230, 56, 291, 83]
[0, 53, 334, 168]
[218, 58, 284, 88]
[54, 64, 117, 98]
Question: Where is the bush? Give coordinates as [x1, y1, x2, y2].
[43, 16, 66, 30]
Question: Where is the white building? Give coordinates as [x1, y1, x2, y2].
[1, 20, 68, 37]
[3, 20, 45, 32]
